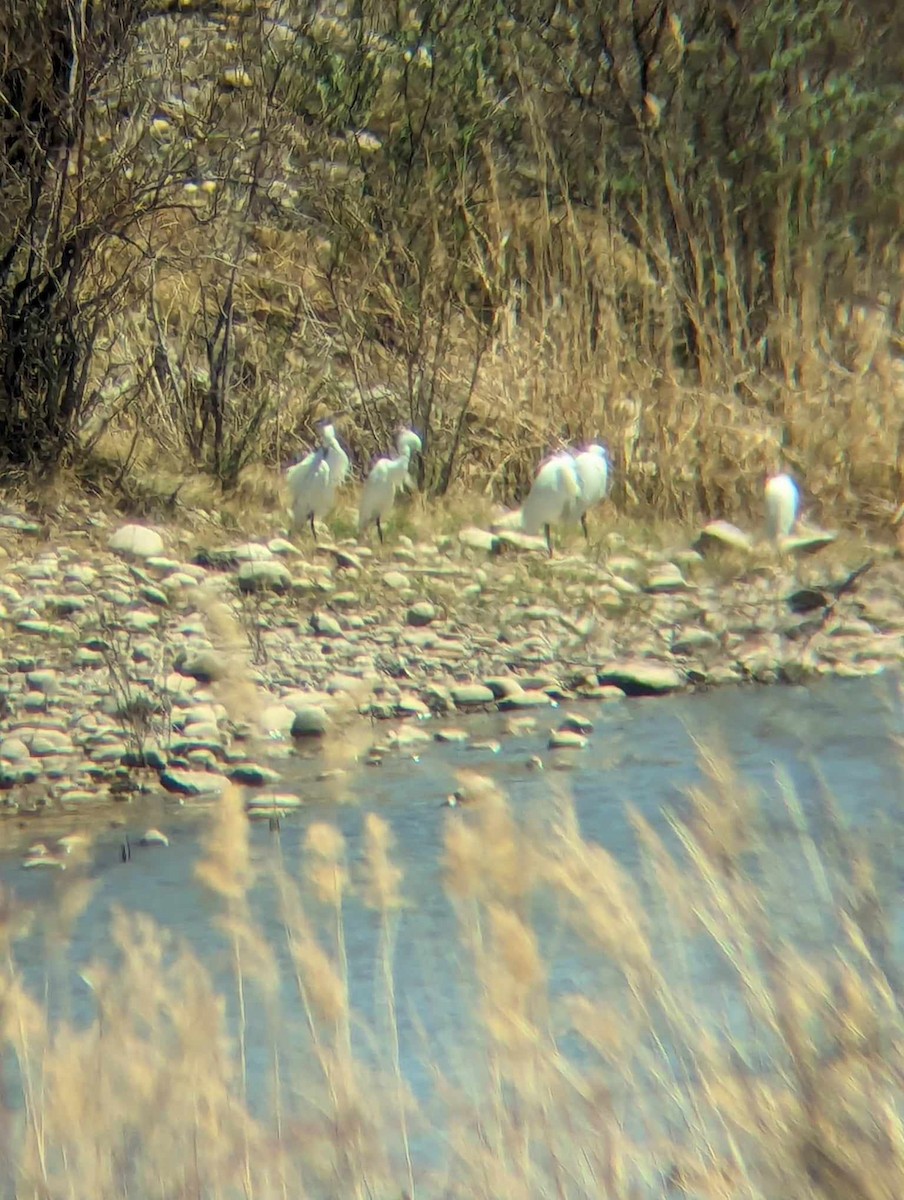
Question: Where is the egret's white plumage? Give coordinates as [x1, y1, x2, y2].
[520, 441, 611, 554]
[572, 443, 611, 538]
[764, 472, 799, 544]
[358, 427, 422, 542]
[520, 451, 581, 555]
[286, 421, 349, 538]
[322, 422, 350, 491]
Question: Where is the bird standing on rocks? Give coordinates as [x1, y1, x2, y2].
[572, 443, 611, 539]
[521, 441, 611, 555]
[358, 427, 422, 543]
[286, 419, 350, 539]
[764, 472, 800, 545]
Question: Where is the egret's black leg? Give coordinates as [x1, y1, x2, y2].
[545, 524, 554, 557]
[309, 514, 317, 541]
[376, 518, 384, 544]
[581, 512, 589, 540]
[121, 836, 131, 863]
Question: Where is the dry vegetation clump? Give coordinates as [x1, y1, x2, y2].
[0, 730, 901, 1197]
[0, 0, 902, 531]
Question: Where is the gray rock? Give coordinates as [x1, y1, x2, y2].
[232, 542, 275, 562]
[168, 736, 225, 759]
[482, 676, 527, 700]
[671, 629, 720, 654]
[176, 650, 222, 683]
[16, 619, 67, 637]
[0, 513, 41, 534]
[0, 762, 40, 787]
[22, 855, 65, 870]
[122, 610, 161, 633]
[46, 595, 88, 616]
[139, 585, 169, 607]
[434, 727, 470, 744]
[28, 730, 76, 757]
[458, 527, 500, 554]
[597, 660, 684, 696]
[394, 694, 432, 718]
[496, 531, 548, 554]
[159, 769, 228, 797]
[71, 648, 105, 667]
[559, 713, 593, 735]
[237, 560, 292, 593]
[290, 706, 330, 737]
[407, 601, 437, 627]
[109, 524, 165, 559]
[28, 672, 63, 699]
[644, 564, 691, 594]
[121, 745, 167, 769]
[694, 520, 753, 554]
[309, 611, 343, 638]
[139, 829, 170, 847]
[258, 703, 295, 736]
[382, 571, 412, 591]
[575, 684, 626, 701]
[0, 737, 30, 761]
[246, 792, 305, 814]
[228, 763, 282, 786]
[451, 684, 496, 707]
[548, 729, 588, 750]
[784, 530, 838, 556]
[323, 546, 363, 572]
[497, 691, 552, 711]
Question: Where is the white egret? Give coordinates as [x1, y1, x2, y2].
[520, 450, 581, 555]
[359, 427, 422, 542]
[286, 420, 349, 538]
[764, 472, 800, 544]
[572, 442, 611, 539]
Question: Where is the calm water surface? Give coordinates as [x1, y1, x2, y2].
[1, 675, 902, 1157]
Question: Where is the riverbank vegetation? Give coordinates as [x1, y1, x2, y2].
[1, 714, 903, 1197]
[0, 0, 902, 529]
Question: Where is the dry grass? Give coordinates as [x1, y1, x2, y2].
[0, 701, 902, 1198]
[56, 3, 901, 538]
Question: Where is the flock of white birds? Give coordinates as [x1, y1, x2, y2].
[285, 420, 801, 554]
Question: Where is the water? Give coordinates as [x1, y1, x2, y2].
[1, 675, 902, 1180]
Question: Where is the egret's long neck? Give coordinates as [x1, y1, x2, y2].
[388, 446, 412, 479]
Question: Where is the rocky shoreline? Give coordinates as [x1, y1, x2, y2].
[0, 508, 901, 824]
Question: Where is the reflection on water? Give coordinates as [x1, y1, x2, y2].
[1, 674, 903, 1174]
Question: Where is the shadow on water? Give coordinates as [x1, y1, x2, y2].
[0, 673, 902, 1171]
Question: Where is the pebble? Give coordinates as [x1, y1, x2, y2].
[497, 691, 551, 711]
[597, 661, 684, 695]
[559, 713, 593, 735]
[309, 611, 343, 638]
[434, 728, 470, 744]
[382, 571, 412, 591]
[644, 564, 691, 594]
[451, 684, 496, 708]
[109, 525, 165, 559]
[228, 763, 282, 786]
[290, 706, 330, 737]
[407, 601, 437, 627]
[139, 829, 170, 847]
[548, 729, 588, 749]
[246, 792, 305, 815]
[237, 560, 292, 593]
[458, 527, 499, 553]
[159, 769, 229, 797]
[0, 506, 894, 828]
